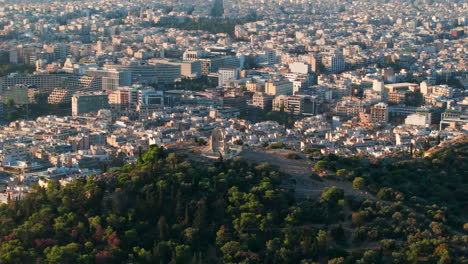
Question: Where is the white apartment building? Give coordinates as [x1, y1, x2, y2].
[405, 113, 431, 127]
[289, 62, 310, 74]
[218, 67, 240, 87]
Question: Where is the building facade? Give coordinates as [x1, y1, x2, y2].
[72, 93, 109, 116]
[265, 80, 293, 96]
[218, 67, 240, 87]
[371, 102, 389, 123]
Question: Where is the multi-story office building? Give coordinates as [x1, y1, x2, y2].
[405, 113, 431, 127]
[0, 74, 101, 95]
[105, 63, 181, 84]
[265, 80, 293, 96]
[273, 95, 319, 115]
[219, 94, 247, 111]
[53, 45, 71, 61]
[9, 48, 18, 64]
[153, 63, 182, 84]
[72, 92, 110, 116]
[183, 50, 240, 75]
[129, 88, 141, 109]
[48, 89, 71, 104]
[84, 68, 131, 91]
[432, 85, 453, 98]
[416, 107, 443, 125]
[252, 93, 273, 111]
[288, 95, 319, 115]
[9, 45, 39, 65]
[179, 61, 202, 79]
[218, 67, 240, 87]
[373, 80, 385, 93]
[384, 83, 419, 93]
[265, 49, 277, 65]
[324, 54, 345, 74]
[109, 89, 130, 111]
[183, 50, 208, 61]
[289, 62, 310, 74]
[103, 64, 159, 83]
[149, 59, 201, 79]
[336, 97, 367, 117]
[137, 89, 168, 119]
[197, 59, 216, 75]
[272, 95, 290, 113]
[371, 102, 389, 123]
[121, 87, 168, 112]
[388, 91, 407, 105]
[138, 89, 165, 108]
[197, 56, 238, 75]
[0, 73, 62, 94]
[246, 80, 263, 92]
[308, 54, 322, 73]
[440, 111, 468, 130]
[222, 56, 241, 69]
[50, 76, 102, 104]
[420, 81, 431, 95]
[285, 73, 311, 94]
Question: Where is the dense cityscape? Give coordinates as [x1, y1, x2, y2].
[0, 0, 466, 263]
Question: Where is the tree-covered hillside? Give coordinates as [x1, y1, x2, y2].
[315, 138, 468, 223]
[0, 145, 466, 263]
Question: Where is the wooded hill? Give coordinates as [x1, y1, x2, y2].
[0, 144, 466, 263]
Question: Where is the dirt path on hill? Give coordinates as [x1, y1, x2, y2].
[240, 148, 378, 201]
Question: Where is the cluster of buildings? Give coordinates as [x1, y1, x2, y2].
[0, 0, 467, 201]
